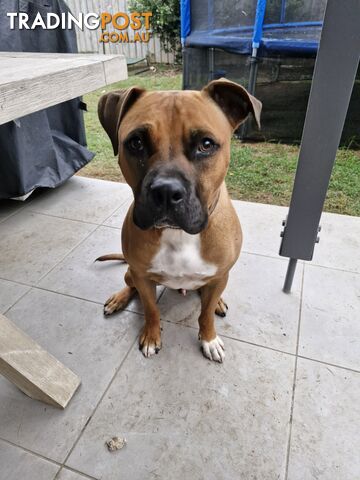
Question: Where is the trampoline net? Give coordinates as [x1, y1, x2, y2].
[184, 47, 360, 144]
[190, 0, 327, 32]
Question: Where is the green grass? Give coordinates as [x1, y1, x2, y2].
[80, 66, 360, 216]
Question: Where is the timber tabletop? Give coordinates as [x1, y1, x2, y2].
[0, 52, 127, 125]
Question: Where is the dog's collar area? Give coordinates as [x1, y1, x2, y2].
[208, 189, 221, 217]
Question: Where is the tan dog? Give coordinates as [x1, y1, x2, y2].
[97, 79, 261, 362]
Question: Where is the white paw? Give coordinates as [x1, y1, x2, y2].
[140, 342, 159, 358]
[200, 336, 225, 363]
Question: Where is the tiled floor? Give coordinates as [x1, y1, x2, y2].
[0, 176, 359, 480]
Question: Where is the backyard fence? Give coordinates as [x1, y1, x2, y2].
[65, 0, 175, 63]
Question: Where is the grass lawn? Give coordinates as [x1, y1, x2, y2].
[80, 66, 360, 216]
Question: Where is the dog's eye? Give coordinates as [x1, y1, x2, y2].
[197, 138, 216, 154]
[128, 135, 144, 152]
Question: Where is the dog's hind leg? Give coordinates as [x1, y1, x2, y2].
[195, 289, 228, 317]
[103, 268, 136, 316]
[215, 297, 228, 317]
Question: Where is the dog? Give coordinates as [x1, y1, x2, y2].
[96, 79, 261, 362]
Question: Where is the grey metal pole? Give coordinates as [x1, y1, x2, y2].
[208, 47, 215, 82]
[279, 0, 360, 292]
[283, 258, 298, 294]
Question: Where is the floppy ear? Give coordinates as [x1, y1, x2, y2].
[202, 78, 262, 130]
[98, 87, 144, 155]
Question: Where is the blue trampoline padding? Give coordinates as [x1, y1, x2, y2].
[252, 0, 267, 48]
[185, 25, 322, 57]
[180, 0, 191, 46]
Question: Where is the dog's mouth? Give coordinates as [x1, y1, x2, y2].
[154, 218, 182, 230]
[133, 168, 208, 235]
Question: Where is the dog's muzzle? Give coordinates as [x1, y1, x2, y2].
[133, 169, 208, 234]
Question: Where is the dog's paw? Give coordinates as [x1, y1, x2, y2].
[215, 297, 228, 317]
[104, 288, 133, 316]
[139, 328, 162, 358]
[200, 336, 225, 363]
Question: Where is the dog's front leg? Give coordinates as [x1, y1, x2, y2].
[198, 274, 228, 363]
[132, 272, 161, 357]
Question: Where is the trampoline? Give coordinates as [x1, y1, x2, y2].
[181, 0, 360, 143]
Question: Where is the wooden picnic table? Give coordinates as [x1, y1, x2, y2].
[0, 52, 127, 125]
[0, 52, 127, 408]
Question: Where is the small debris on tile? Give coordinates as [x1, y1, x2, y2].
[106, 436, 127, 452]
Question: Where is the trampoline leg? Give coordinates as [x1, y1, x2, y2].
[240, 53, 258, 138]
[283, 258, 298, 294]
[182, 48, 189, 90]
[248, 54, 259, 95]
[208, 47, 215, 82]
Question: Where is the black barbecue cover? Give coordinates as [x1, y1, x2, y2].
[0, 0, 94, 199]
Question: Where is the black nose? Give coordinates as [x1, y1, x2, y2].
[149, 177, 185, 208]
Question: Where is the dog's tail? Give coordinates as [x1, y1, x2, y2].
[95, 253, 127, 263]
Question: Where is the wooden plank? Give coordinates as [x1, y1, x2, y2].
[0, 314, 81, 409]
[0, 53, 127, 124]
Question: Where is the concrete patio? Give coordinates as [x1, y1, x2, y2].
[0, 176, 359, 480]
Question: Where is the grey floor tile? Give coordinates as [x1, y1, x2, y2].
[299, 265, 360, 370]
[103, 198, 133, 228]
[232, 200, 286, 258]
[0, 440, 58, 480]
[312, 211, 360, 273]
[0, 211, 95, 285]
[56, 468, 94, 480]
[287, 358, 360, 480]
[39, 226, 163, 314]
[0, 289, 142, 463]
[0, 279, 30, 314]
[67, 322, 294, 480]
[0, 199, 24, 223]
[26, 177, 132, 224]
[159, 253, 302, 353]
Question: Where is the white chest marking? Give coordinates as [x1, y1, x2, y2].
[148, 229, 217, 290]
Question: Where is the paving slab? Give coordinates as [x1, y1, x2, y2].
[0, 288, 141, 463]
[25, 177, 132, 224]
[312, 210, 360, 273]
[0, 279, 30, 314]
[67, 322, 294, 480]
[38, 225, 163, 314]
[0, 211, 95, 285]
[299, 264, 360, 371]
[287, 358, 360, 480]
[0, 439, 58, 480]
[0, 199, 24, 223]
[102, 197, 133, 228]
[233, 200, 286, 258]
[159, 253, 302, 354]
[56, 468, 95, 480]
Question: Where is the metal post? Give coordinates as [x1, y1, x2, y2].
[279, 0, 360, 292]
[208, 47, 215, 82]
[283, 258, 297, 294]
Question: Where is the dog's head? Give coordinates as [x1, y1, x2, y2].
[98, 79, 261, 234]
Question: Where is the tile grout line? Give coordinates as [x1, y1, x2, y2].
[0, 437, 98, 480]
[55, 465, 100, 480]
[0, 203, 28, 225]
[284, 261, 305, 479]
[55, 335, 140, 476]
[242, 250, 360, 276]
[100, 194, 133, 226]
[297, 355, 360, 375]
[3, 276, 360, 375]
[1, 224, 100, 316]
